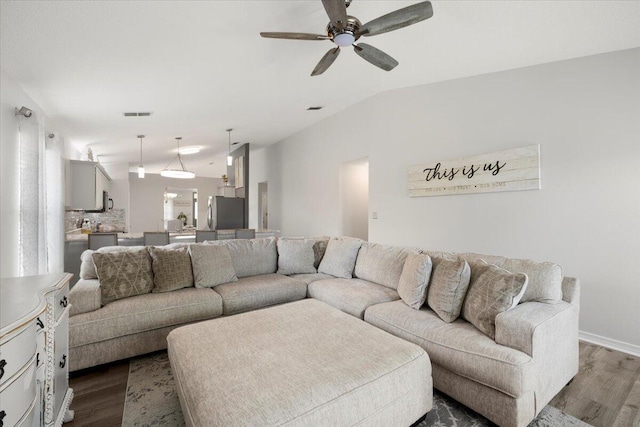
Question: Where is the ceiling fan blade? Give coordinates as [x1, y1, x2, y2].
[311, 47, 341, 76]
[353, 43, 398, 71]
[322, 0, 348, 27]
[260, 32, 330, 41]
[359, 1, 433, 37]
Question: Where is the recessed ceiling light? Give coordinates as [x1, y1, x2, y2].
[307, 106, 323, 110]
[179, 146, 200, 155]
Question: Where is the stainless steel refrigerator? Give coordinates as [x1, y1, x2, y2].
[207, 196, 244, 230]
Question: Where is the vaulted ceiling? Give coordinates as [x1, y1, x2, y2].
[2, 1, 639, 177]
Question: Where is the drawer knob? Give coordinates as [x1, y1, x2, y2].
[59, 354, 67, 369]
[36, 317, 44, 329]
[60, 296, 68, 307]
[0, 359, 5, 380]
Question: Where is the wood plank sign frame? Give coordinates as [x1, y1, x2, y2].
[408, 144, 541, 197]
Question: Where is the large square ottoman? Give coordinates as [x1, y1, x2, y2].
[167, 299, 432, 427]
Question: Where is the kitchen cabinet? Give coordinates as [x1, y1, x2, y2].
[218, 186, 235, 197]
[65, 160, 111, 211]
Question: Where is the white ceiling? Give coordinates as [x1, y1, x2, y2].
[2, 1, 639, 178]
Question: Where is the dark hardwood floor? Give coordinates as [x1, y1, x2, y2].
[65, 341, 639, 427]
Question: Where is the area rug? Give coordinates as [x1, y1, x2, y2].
[122, 351, 591, 427]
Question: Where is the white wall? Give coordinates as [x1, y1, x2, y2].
[128, 173, 223, 232]
[260, 49, 640, 349]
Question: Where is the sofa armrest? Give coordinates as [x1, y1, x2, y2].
[69, 279, 101, 316]
[562, 276, 580, 304]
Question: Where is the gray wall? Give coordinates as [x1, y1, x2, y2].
[257, 48, 640, 350]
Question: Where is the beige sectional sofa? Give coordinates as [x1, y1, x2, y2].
[68, 236, 579, 427]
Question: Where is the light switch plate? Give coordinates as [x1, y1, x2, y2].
[372, 212, 378, 219]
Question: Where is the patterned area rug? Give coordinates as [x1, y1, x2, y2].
[122, 351, 591, 427]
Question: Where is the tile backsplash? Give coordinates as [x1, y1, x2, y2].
[65, 209, 126, 232]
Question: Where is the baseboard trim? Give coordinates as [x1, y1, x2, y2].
[579, 331, 640, 357]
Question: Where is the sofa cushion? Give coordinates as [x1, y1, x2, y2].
[462, 261, 529, 339]
[364, 300, 534, 398]
[148, 246, 194, 293]
[354, 243, 418, 289]
[189, 244, 238, 288]
[276, 238, 317, 275]
[93, 248, 154, 305]
[80, 245, 147, 280]
[317, 237, 363, 278]
[289, 273, 336, 285]
[457, 253, 563, 304]
[69, 287, 223, 348]
[427, 258, 471, 323]
[308, 278, 400, 319]
[213, 274, 307, 315]
[207, 237, 277, 278]
[397, 253, 433, 310]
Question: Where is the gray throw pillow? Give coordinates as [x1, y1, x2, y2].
[277, 238, 317, 275]
[189, 244, 238, 288]
[462, 260, 529, 339]
[397, 253, 433, 310]
[427, 258, 471, 323]
[148, 246, 194, 293]
[317, 237, 363, 279]
[93, 248, 154, 305]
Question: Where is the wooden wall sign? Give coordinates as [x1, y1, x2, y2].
[408, 144, 541, 197]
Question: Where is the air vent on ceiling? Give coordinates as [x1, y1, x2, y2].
[123, 112, 153, 117]
[307, 106, 323, 111]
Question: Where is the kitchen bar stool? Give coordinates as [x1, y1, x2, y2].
[88, 233, 118, 250]
[196, 230, 218, 243]
[144, 232, 170, 246]
[234, 229, 255, 239]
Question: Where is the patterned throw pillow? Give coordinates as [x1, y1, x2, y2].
[93, 248, 154, 305]
[148, 246, 194, 293]
[462, 260, 529, 339]
[189, 244, 238, 288]
[397, 253, 433, 310]
[317, 237, 363, 279]
[427, 258, 471, 323]
[276, 238, 317, 275]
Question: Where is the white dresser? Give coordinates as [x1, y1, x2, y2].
[0, 273, 74, 427]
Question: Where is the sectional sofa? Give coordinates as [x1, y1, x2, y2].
[68, 236, 579, 427]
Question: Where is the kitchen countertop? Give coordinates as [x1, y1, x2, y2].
[65, 229, 279, 242]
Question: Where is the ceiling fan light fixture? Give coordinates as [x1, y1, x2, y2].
[161, 137, 196, 179]
[334, 33, 355, 47]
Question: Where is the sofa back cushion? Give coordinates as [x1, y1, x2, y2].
[354, 243, 417, 289]
[148, 246, 194, 293]
[462, 260, 528, 339]
[427, 258, 471, 323]
[397, 253, 433, 309]
[80, 246, 147, 280]
[189, 244, 238, 288]
[276, 238, 317, 275]
[206, 237, 277, 278]
[318, 237, 363, 279]
[457, 253, 562, 304]
[92, 248, 154, 305]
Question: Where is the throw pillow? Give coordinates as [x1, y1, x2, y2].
[397, 253, 433, 310]
[276, 238, 317, 275]
[189, 244, 238, 288]
[317, 237, 363, 279]
[92, 248, 154, 305]
[427, 258, 471, 323]
[148, 246, 194, 293]
[462, 260, 529, 339]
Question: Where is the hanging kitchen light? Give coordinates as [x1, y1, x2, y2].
[226, 128, 233, 166]
[161, 137, 196, 179]
[137, 135, 145, 178]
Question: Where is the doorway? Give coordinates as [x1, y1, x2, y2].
[340, 158, 369, 241]
[258, 182, 268, 230]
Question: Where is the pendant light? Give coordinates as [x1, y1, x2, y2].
[137, 135, 145, 178]
[226, 128, 233, 166]
[161, 137, 196, 179]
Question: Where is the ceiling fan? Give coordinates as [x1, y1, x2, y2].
[260, 0, 433, 76]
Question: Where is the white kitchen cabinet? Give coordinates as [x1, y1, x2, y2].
[218, 186, 235, 197]
[0, 273, 74, 427]
[65, 160, 111, 211]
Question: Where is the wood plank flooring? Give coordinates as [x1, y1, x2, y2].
[65, 341, 639, 427]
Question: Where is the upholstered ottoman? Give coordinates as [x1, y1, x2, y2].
[167, 299, 432, 427]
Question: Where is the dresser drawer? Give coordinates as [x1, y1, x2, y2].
[54, 284, 70, 323]
[0, 322, 36, 387]
[0, 355, 37, 427]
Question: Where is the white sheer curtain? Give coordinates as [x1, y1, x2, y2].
[18, 115, 64, 275]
